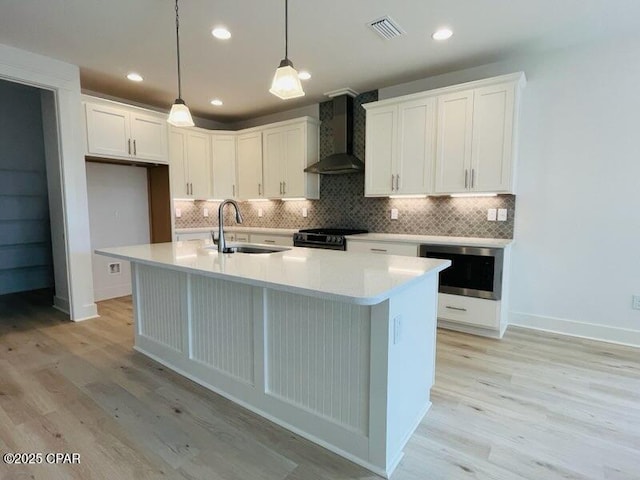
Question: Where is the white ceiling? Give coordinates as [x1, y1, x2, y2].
[1, 0, 639, 122]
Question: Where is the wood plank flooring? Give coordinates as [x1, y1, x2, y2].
[0, 291, 638, 480]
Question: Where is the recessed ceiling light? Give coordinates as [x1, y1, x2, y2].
[298, 71, 311, 80]
[210, 99, 223, 106]
[126, 72, 143, 82]
[432, 28, 453, 41]
[212, 27, 231, 40]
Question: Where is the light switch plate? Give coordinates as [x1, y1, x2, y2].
[258, 208, 263, 218]
[390, 208, 399, 220]
[633, 295, 640, 310]
[203, 208, 209, 217]
[175, 208, 182, 218]
[498, 209, 508, 221]
[302, 207, 308, 218]
[487, 209, 497, 221]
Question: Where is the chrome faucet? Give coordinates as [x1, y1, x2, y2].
[217, 199, 243, 253]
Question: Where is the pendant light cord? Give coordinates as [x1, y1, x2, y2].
[175, 0, 182, 100]
[284, 0, 288, 60]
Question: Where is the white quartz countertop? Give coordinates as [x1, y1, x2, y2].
[348, 233, 512, 248]
[96, 241, 450, 306]
[175, 227, 298, 235]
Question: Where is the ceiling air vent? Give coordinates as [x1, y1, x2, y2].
[368, 16, 405, 40]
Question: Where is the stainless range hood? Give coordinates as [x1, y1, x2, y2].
[305, 94, 365, 175]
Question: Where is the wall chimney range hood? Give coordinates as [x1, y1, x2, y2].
[305, 89, 365, 175]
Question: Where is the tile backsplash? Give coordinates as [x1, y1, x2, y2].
[174, 90, 516, 239]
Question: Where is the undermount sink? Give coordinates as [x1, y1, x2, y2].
[207, 244, 291, 254]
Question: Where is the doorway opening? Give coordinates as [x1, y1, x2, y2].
[0, 79, 61, 310]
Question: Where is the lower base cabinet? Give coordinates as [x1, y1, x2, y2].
[249, 233, 293, 247]
[347, 240, 418, 256]
[437, 293, 500, 330]
[347, 238, 508, 338]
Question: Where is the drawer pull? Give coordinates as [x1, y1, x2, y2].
[263, 240, 276, 244]
[445, 306, 467, 312]
[371, 248, 388, 253]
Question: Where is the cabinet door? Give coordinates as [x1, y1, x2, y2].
[186, 132, 211, 199]
[169, 129, 189, 198]
[85, 103, 131, 158]
[434, 91, 474, 194]
[130, 113, 168, 163]
[470, 84, 515, 193]
[396, 98, 436, 195]
[211, 134, 237, 199]
[236, 132, 263, 199]
[262, 127, 285, 198]
[365, 105, 397, 196]
[282, 124, 305, 198]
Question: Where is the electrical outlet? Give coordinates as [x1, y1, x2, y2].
[108, 262, 121, 275]
[633, 295, 640, 310]
[498, 209, 508, 221]
[175, 208, 182, 218]
[302, 207, 308, 218]
[487, 209, 497, 221]
[390, 208, 399, 220]
[203, 208, 209, 217]
[258, 208, 263, 218]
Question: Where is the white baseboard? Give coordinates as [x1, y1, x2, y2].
[509, 312, 640, 348]
[71, 302, 99, 322]
[53, 295, 70, 315]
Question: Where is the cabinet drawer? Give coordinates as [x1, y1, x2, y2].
[250, 234, 293, 247]
[347, 240, 417, 257]
[176, 232, 210, 241]
[437, 293, 500, 329]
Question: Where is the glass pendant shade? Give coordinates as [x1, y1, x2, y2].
[269, 59, 305, 100]
[168, 99, 194, 127]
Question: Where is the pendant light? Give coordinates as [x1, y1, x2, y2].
[269, 0, 305, 100]
[168, 0, 194, 127]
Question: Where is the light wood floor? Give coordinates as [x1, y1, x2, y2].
[0, 292, 639, 480]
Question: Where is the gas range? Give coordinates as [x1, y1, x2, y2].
[293, 228, 368, 251]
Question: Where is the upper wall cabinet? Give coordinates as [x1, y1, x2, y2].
[363, 72, 525, 196]
[211, 134, 237, 199]
[261, 118, 319, 200]
[435, 82, 517, 194]
[84, 100, 168, 164]
[169, 128, 211, 200]
[364, 98, 436, 196]
[236, 131, 264, 200]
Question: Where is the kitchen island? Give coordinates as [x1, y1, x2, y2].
[96, 241, 450, 477]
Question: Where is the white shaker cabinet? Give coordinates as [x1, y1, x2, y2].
[434, 81, 519, 194]
[211, 134, 237, 199]
[236, 132, 264, 199]
[170, 128, 211, 200]
[84, 101, 168, 164]
[364, 105, 396, 196]
[364, 98, 436, 197]
[434, 91, 474, 193]
[262, 118, 319, 199]
[469, 83, 516, 193]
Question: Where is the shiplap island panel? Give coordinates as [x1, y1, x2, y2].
[97, 241, 449, 477]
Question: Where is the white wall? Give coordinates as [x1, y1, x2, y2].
[86, 162, 150, 301]
[41, 90, 70, 312]
[380, 33, 640, 345]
